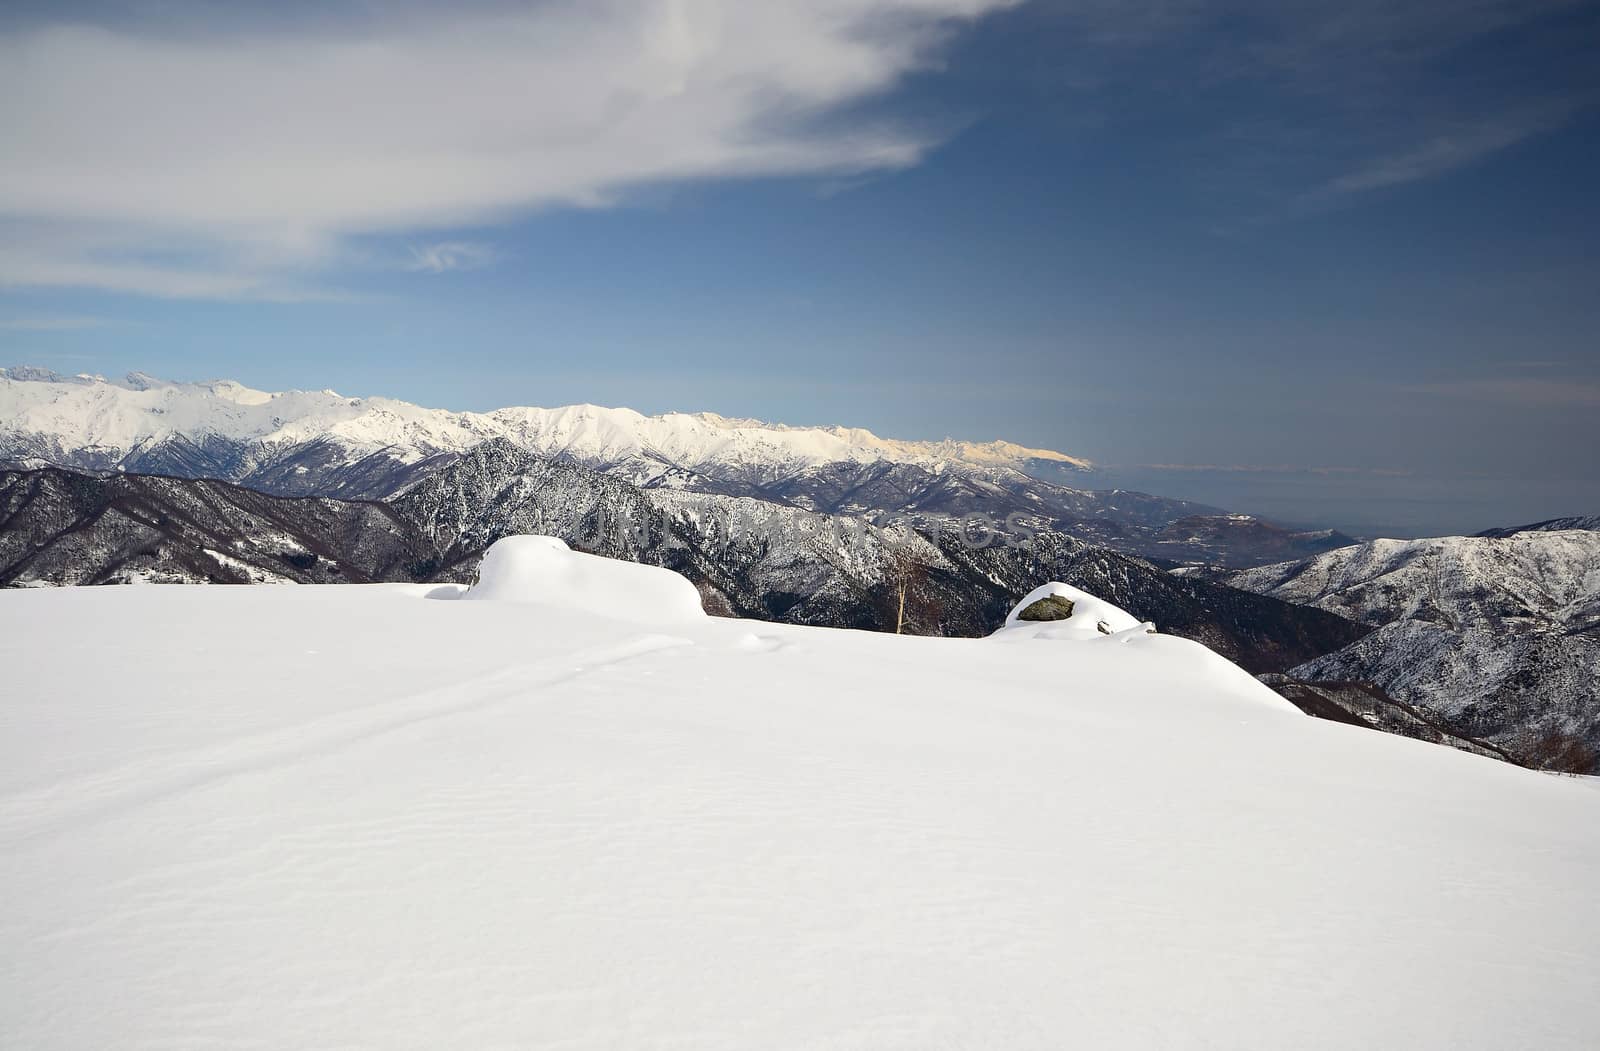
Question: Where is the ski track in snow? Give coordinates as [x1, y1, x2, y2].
[2, 544, 1597, 1050]
[0, 633, 693, 850]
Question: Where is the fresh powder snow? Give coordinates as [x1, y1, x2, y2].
[2, 536, 1597, 1049]
[463, 534, 707, 623]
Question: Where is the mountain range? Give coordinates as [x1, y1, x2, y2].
[4, 365, 1595, 772]
[0, 367, 1350, 568]
[1209, 532, 1600, 769]
[0, 439, 1368, 675]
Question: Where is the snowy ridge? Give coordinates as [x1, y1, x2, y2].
[0, 367, 1092, 481]
[1227, 531, 1600, 632]
[1221, 532, 1600, 764]
[1477, 514, 1600, 538]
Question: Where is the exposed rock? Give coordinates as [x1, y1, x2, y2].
[1017, 594, 1075, 621]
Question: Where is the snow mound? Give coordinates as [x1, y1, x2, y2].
[464, 535, 706, 624]
[998, 582, 1149, 639]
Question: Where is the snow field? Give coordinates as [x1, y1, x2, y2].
[1, 549, 1596, 1049]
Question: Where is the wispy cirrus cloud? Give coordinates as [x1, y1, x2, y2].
[0, 0, 1016, 300]
[0, 315, 121, 331]
[1032, 0, 1597, 207]
[1316, 101, 1587, 198]
[1403, 377, 1600, 408]
[1133, 463, 1414, 477]
[0, 249, 352, 302]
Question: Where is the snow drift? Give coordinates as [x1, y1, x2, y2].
[993, 582, 1295, 714]
[463, 534, 706, 624]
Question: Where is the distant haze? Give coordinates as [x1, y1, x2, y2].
[1089, 466, 1598, 540]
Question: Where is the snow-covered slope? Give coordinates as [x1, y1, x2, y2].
[1227, 532, 1600, 633]
[2, 547, 1596, 1049]
[1222, 533, 1600, 766]
[0, 366, 1091, 486]
[1477, 514, 1600, 538]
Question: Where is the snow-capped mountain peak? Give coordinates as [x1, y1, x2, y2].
[0, 366, 1093, 481]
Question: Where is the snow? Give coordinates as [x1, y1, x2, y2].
[1226, 531, 1600, 631]
[463, 534, 706, 624]
[1220, 532, 1600, 752]
[1001, 581, 1147, 636]
[0, 367, 1094, 478]
[2, 555, 1598, 1049]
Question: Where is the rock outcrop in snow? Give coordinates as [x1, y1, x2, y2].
[1001, 582, 1149, 638]
[465, 535, 706, 624]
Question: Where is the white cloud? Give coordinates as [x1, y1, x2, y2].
[0, 315, 119, 331]
[0, 249, 352, 302]
[406, 242, 499, 275]
[0, 1, 1015, 299]
[1318, 103, 1582, 197]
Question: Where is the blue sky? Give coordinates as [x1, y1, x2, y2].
[2, 0, 1597, 536]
